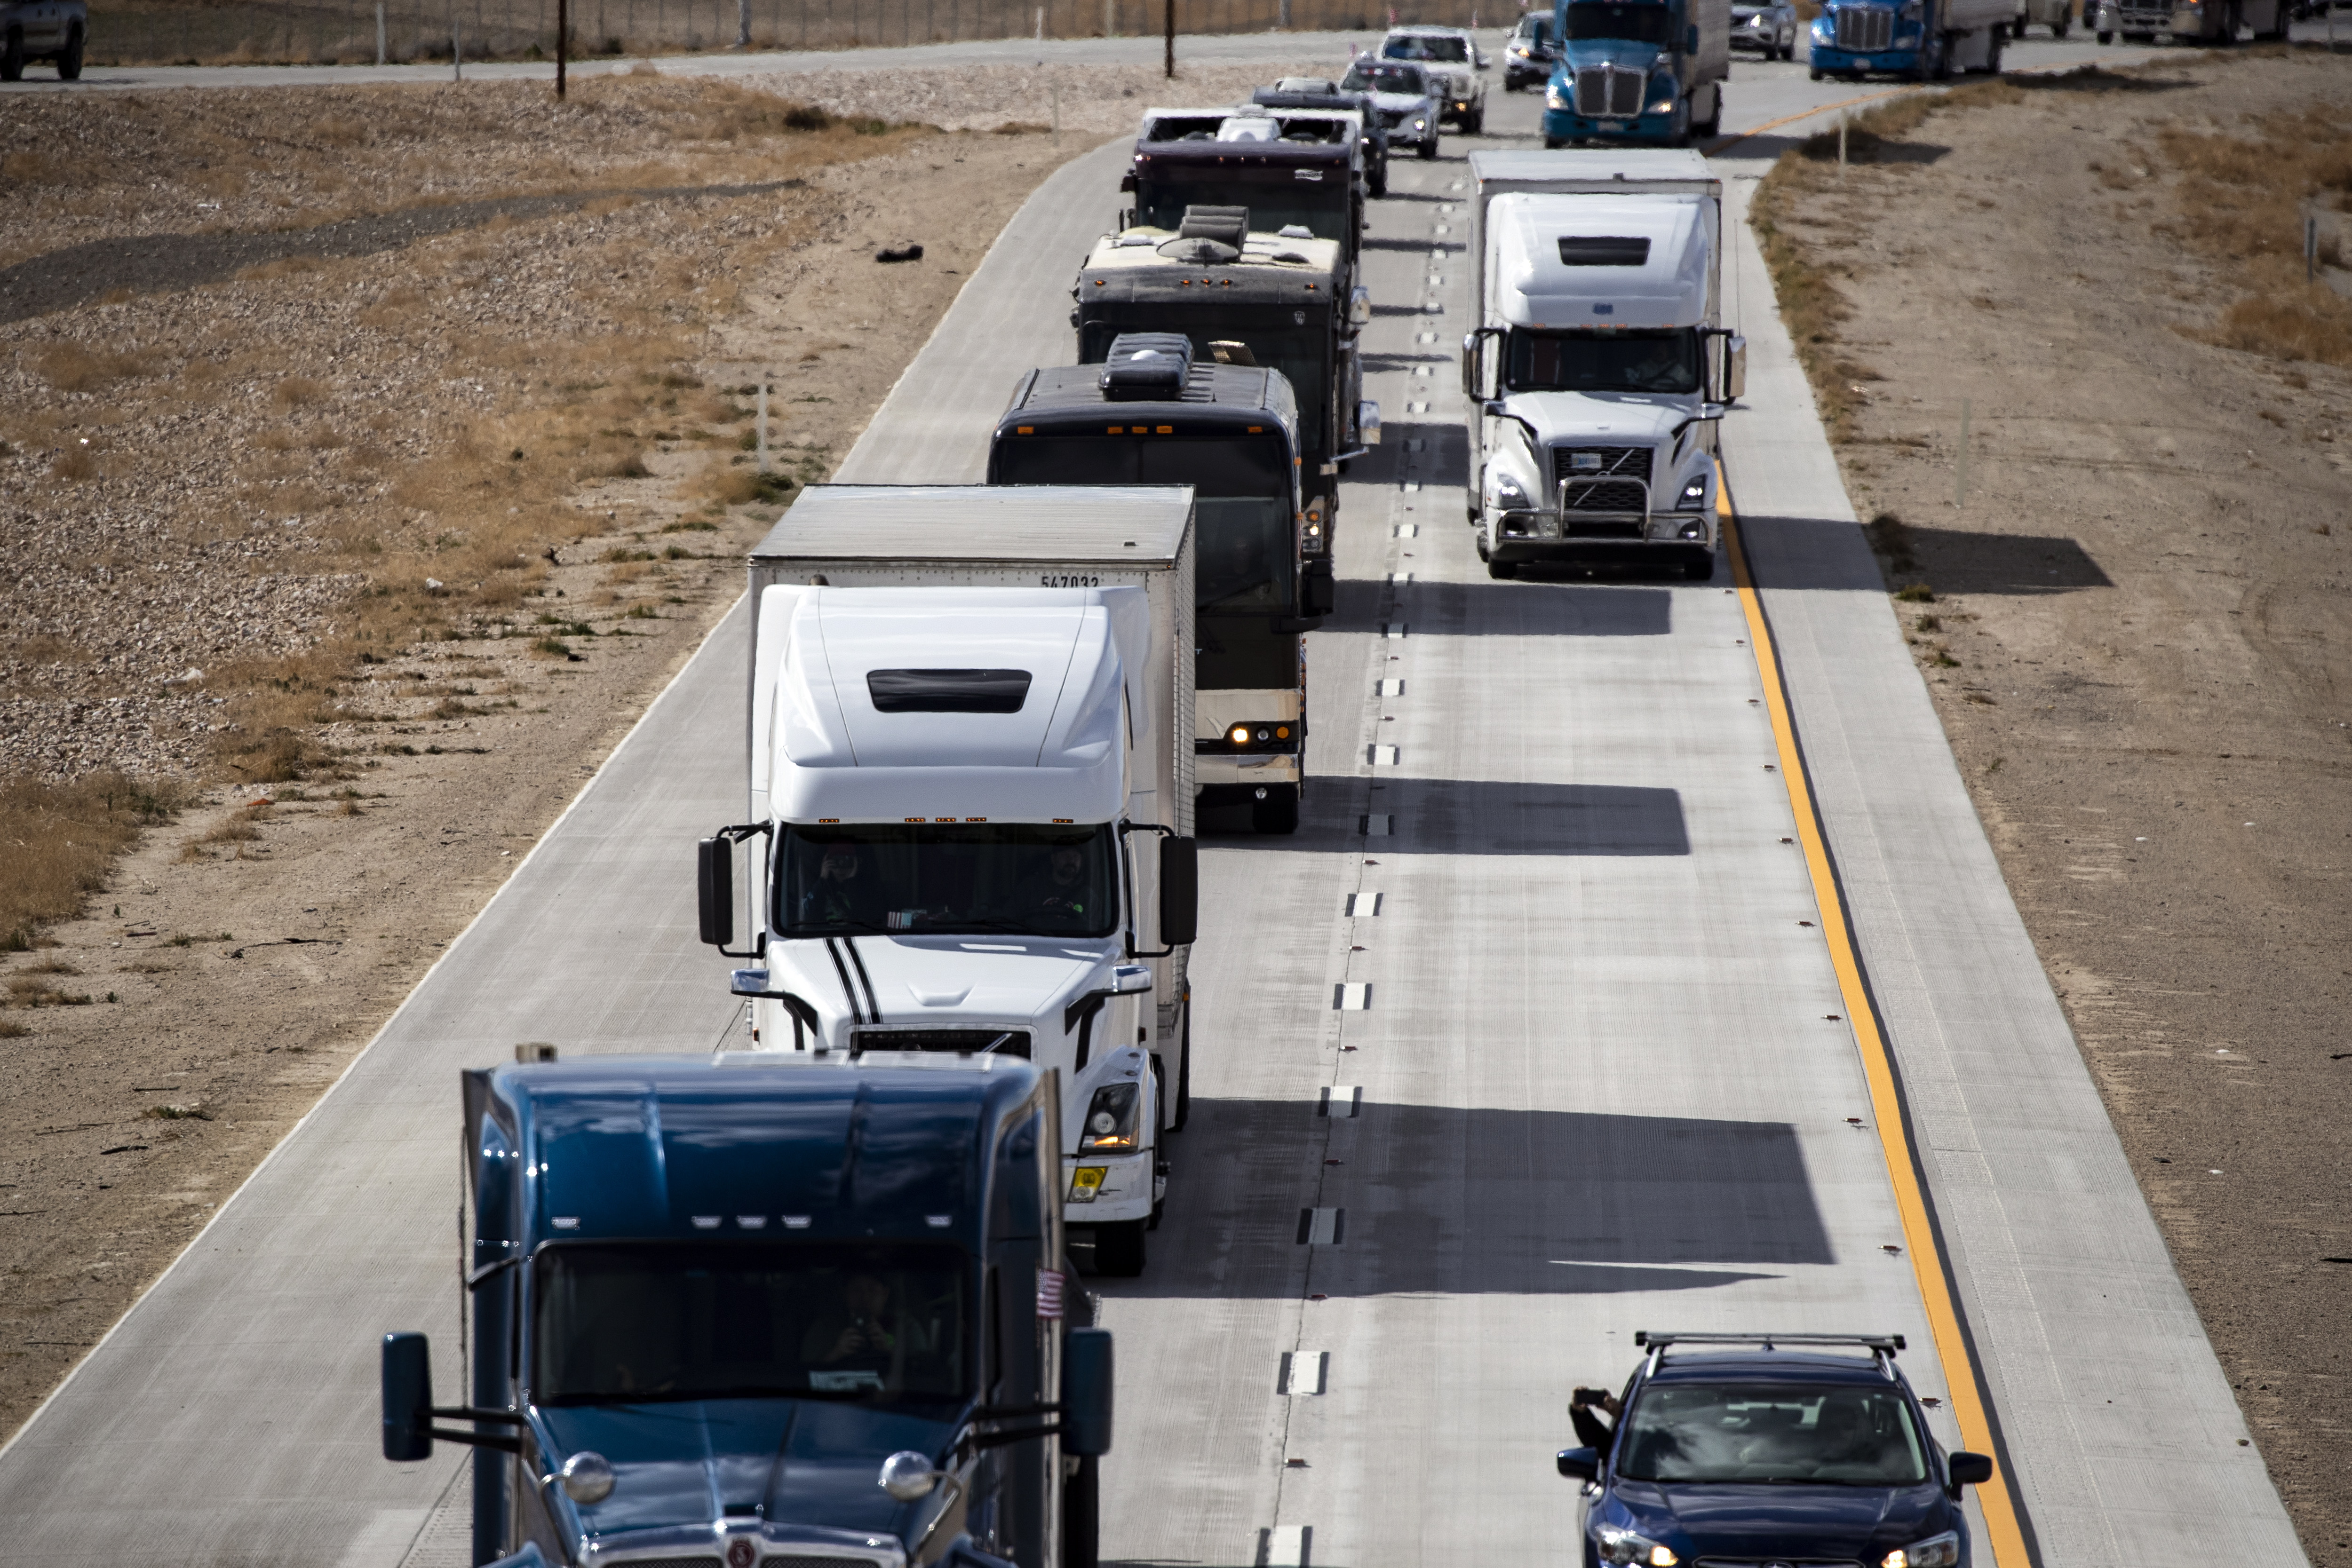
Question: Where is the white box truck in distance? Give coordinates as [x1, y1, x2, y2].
[1460, 149, 1744, 582]
[696, 484, 1199, 1278]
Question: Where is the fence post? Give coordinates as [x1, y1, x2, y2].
[1955, 398, 1970, 507]
[1163, 0, 1171, 72]
[376, 0, 387, 60]
[757, 382, 770, 472]
[2308, 211, 2320, 285]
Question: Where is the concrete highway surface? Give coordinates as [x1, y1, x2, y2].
[0, 32, 2310, 1568]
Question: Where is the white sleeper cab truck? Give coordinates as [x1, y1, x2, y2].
[1460, 149, 1744, 582]
[698, 485, 1199, 1278]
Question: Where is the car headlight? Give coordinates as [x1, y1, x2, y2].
[1677, 475, 1708, 508]
[1882, 1533, 1962, 1568]
[1414, 117, 1428, 130]
[1079, 1082, 1141, 1152]
[1595, 1525, 1679, 1568]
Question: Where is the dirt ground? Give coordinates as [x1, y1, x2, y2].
[0, 54, 1322, 1445]
[1758, 49, 2352, 1563]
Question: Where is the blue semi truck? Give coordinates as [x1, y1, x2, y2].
[1806, 0, 2012, 78]
[380, 1051, 1113, 1568]
[1542, 0, 1730, 148]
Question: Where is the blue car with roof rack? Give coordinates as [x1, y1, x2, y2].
[1556, 1332, 1994, 1568]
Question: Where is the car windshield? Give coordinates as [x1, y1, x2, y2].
[1516, 14, 1557, 40]
[1563, 0, 1675, 41]
[1507, 328, 1700, 396]
[1131, 175, 1351, 246]
[1383, 32, 1470, 60]
[775, 822, 1118, 938]
[1342, 62, 1430, 94]
[992, 433, 1295, 613]
[1617, 1383, 1930, 1485]
[533, 1242, 969, 1408]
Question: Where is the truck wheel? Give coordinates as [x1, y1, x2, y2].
[2053, 13, 2070, 32]
[1983, 30, 2003, 69]
[1464, 108, 1484, 134]
[1931, 32, 1954, 77]
[2096, 25, 2112, 37]
[1064, 1456, 1101, 1568]
[1418, 135, 1438, 159]
[1488, 558, 1518, 580]
[1697, 84, 1723, 136]
[1252, 785, 1300, 835]
[2, 30, 24, 81]
[57, 23, 83, 78]
[1683, 554, 1716, 582]
[1093, 1220, 1147, 1277]
[1809, 63, 1823, 79]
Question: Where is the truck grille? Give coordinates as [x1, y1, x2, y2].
[1831, 5, 1894, 48]
[1551, 445, 1653, 486]
[767, 1559, 888, 1568]
[1560, 479, 1649, 515]
[1572, 64, 1645, 119]
[852, 1029, 1032, 1057]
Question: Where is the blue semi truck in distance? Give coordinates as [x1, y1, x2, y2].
[380, 1051, 1113, 1568]
[1806, 0, 2012, 79]
[1542, 0, 1730, 149]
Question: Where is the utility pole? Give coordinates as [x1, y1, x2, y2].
[1162, 0, 1172, 77]
[737, 0, 749, 47]
[556, 0, 568, 95]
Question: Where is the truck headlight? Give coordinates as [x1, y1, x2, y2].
[1595, 1525, 1679, 1568]
[1647, 94, 1676, 116]
[1882, 1533, 1962, 1568]
[1677, 475, 1708, 508]
[1547, 81, 1570, 107]
[1493, 473, 1531, 508]
[1080, 1083, 1141, 1152]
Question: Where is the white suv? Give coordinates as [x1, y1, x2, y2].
[1378, 25, 1488, 134]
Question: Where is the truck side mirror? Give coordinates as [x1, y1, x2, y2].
[1303, 564, 1335, 618]
[1357, 399, 1381, 446]
[696, 836, 733, 948]
[1157, 839, 1198, 947]
[1726, 333, 1747, 401]
[1460, 332, 1480, 397]
[1349, 284, 1372, 327]
[1947, 1451, 1993, 1488]
[1119, 171, 1137, 193]
[1686, 22, 1700, 49]
[1062, 1327, 1115, 1456]
[381, 1331, 433, 1462]
[1556, 1446, 1600, 1481]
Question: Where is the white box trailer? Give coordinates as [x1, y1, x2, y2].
[697, 484, 1199, 1277]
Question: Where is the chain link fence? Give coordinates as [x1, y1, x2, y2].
[85, 0, 1487, 67]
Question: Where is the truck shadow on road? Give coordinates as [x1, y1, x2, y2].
[1739, 513, 2112, 594]
[1106, 1100, 1829, 1299]
[1202, 778, 1690, 856]
[1332, 576, 1675, 635]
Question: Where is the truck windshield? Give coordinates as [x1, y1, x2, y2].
[533, 1241, 969, 1408]
[1615, 1383, 1930, 1485]
[775, 822, 1118, 938]
[1562, 1, 1675, 42]
[1134, 176, 1349, 246]
[1506, 327, 1700, 395]
[993, 433, 1294, 613]
[1383, 33, 1469, 60]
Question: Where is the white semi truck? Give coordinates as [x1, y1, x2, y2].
[697, 484, 1199, 1278]
[1459, 149, 1744, 582]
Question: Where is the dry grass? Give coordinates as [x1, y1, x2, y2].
[36, 344, 149, 393]
[2156, 102, 2352, 366]
[0, 772, 192, 951]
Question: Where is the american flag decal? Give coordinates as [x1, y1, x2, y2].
[1036, 1267, 1066, 1321]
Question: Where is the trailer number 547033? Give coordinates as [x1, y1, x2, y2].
[1041, 573, 1102, 587]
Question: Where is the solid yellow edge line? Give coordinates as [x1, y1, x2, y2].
[1715, 468, 2034, 1568]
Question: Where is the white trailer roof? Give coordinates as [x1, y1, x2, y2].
[751, 485, 1194, 567]
[1468, 149, 1720, 195]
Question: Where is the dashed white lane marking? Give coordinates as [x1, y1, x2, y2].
[1407, 400, 1430, 413]
[1401, 481, 1422, 492]
[1361, 814, 1392, 836]
[1369, 744, 1399, 766]
[1413, 364, 1432, 376]
[1394, 523, 1417, 537]
[1278, 1350, 1329, 1395]
[1387, 571, 1413, 585]
[1296, 1208, 1346, 1245]
[1380, 624, 1408, 639]
[1416, 331, 1438, 343]
[1334, 982, 1371, 1010]
[1344, 891, 1381, 915]
[1377, 679, 1404, 697]
[1262, 1524, 1312, 1568]
[1318, 1085, 1363, 1117]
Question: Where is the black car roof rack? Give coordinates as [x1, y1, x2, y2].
[1634, 1332, 1905, 1352]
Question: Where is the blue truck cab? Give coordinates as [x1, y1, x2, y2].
[1806, 0, 2010, 79]
[381, 1052, 1112, 1568]
[1542, 0, 1730, 149]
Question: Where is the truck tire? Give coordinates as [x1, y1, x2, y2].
[1683, 554, 1716, 582]
[1252, 784, 1300, 835]
[1809, 63, 1823, 79]
[1418, 134, 1438, 159]
[2096, 25, 2112, 36]
[1931, 32, 1954, 77]
[1488, 558, 1518, 580]
[58, 23, 83, 79]
[1169, 1003, 1192, 1132]
[1064, 1456, 1101, 1568]
[1464, 108, 1484, 134]
[1093, 1220, 1147, 1277]
[2, 30, 24, 81]
[1983, 29, 2004, 69]
[1696, 84, 1723, 136]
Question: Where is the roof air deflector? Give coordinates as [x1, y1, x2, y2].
[1557, 235, 1652, 267]
[866, 668, 1033, 714]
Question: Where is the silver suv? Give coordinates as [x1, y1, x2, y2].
[1, 0, 87, 79]
[1378, 26, 1489, 134]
